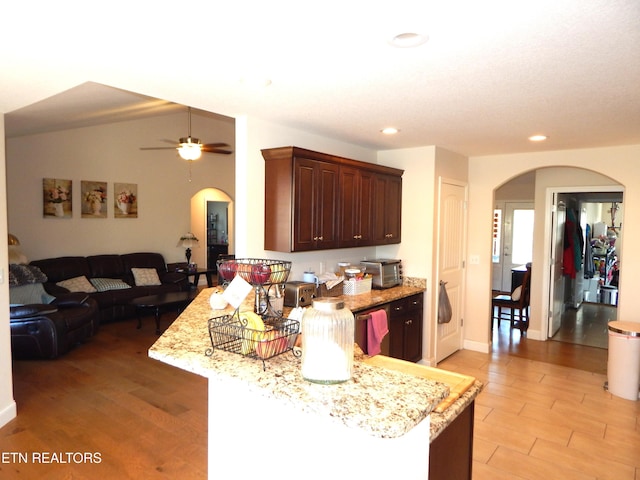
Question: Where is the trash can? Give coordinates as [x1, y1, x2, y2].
[600, 285, 618, 305]
[607, 321, 640, 401]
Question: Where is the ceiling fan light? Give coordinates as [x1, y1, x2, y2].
[178, 140, 202, 160]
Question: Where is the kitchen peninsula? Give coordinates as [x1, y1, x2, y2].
[149, 285, 481, 480]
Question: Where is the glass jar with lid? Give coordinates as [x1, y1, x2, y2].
[301, 298, 354, 384]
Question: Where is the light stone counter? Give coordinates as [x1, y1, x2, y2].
[149, 286, 448, 440]
[331, 279, 425, 313]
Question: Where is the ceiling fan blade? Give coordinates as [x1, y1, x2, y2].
[161, 139, 178, 145]
[202, 146, 233, 155]
[202, 142, 230, 148]
[140, 146, 177, 151]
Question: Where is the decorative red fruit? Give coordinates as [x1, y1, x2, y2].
[219, 261, 237, 281]
[255, 330, 288, 359]
[251, 263, 272, 284]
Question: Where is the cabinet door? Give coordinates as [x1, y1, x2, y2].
[385, 175, 402, 243]
[339, 166, 374, 247]
[388, 298, 407, 360]
[403, 294, 424, 362]
[293, 158, 340, 251]
[388, 294, 424, 362]
[293, 159, 317, 251]
[373, 173, 402, 244]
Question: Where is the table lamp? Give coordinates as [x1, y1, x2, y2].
[177, 232, 199, 264]
[8, 233, 28, 264]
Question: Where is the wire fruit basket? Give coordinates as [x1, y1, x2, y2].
[217, 258, 292, 315]
[216, 258, 291, 286]
[205, 313, 300, 370]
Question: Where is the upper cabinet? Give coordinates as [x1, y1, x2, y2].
[263, 146, 403, 252]
[372, 173, 402, 244]
[293, 157, 340, 251]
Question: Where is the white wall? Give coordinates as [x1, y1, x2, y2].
[465, 145, 640, 353]
[6, 112, 235, 264]
[0, 115, 17, 427]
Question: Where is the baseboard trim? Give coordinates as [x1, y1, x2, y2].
[0, 400, 17, 429]
[463, 339, 490, 353]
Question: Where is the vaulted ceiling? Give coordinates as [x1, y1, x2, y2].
[2, 1, 639, 157]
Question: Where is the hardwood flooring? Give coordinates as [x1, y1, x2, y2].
[0, 314, 208, 480]
[1, 306, 638, 480]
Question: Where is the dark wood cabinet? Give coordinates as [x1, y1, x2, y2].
[263, 146, 403, 252]
[338, 166, 375, 247]
[372, 173, 402, 244]
[388, 293, 423, 362]
[429, 401, 474, 480]
[293, 158, 340, 251]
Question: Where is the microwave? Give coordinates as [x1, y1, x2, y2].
[359, 259, 402, 289]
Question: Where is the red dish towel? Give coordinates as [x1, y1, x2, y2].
[367, 309, 389, 356]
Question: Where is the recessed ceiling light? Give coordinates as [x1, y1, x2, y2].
[381, 127, 399, 135]
[529, 134, 548, 142]
[239, 76, 272, 87]
[389, 32, 429, 48]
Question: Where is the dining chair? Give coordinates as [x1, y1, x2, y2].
[492, 264, 531, 333]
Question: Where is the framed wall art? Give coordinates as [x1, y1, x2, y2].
[81, 180, 107, 218]
[114, 182, 138, 218]
[43, 178, 72, 218]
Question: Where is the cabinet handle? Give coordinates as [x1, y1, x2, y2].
[405, 319, 412, 325]
[318, 236, 323, 241]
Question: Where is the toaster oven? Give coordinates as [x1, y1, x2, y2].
[359, 259, 402, 289]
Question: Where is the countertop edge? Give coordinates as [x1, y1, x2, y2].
[429, 380, 483, 442]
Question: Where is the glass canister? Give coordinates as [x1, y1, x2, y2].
[301, 298, 354, 384]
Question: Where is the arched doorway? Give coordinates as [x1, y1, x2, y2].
[190, 188, 234, 275]
[491, 167, 623, 347]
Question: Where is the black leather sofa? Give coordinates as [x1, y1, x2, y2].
[30, 252, 188, 324]
[9, 253, 188, 359]
[10, 293, 99, 359]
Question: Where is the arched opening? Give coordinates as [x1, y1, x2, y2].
[491, 167, 623, 351]
[190, 188, 234, 281]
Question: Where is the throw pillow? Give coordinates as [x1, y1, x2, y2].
[8, 264, 48, 287]
[56, 275, 97, 293]
[131, 268, 161, 286]
[90, 278, 132, 292]
[10, 283, 56, 305]
[511, 285, 522, 301]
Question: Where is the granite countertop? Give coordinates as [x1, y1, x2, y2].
[149, 284, 449, 440]
[326, 277, 426, 313]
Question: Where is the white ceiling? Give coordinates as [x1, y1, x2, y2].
[2, 0, 639, 157]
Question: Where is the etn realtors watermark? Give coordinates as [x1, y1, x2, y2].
[2, 451, 102, 464]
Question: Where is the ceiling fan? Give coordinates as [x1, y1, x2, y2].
[140, 106, 233, 160]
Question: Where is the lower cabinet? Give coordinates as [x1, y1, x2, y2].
[388, 293, 423, 362]
[429, 401, 475, 480]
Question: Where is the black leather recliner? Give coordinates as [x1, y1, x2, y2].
[9, 293, 99, 359]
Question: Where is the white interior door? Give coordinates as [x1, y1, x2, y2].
[436, 180, 467, 363]
[500, 203, 534, 292]
[548, 195, 566, 337]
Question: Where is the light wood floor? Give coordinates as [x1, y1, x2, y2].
[439, 319, 640, 480]
[2, 311, 639, 479]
